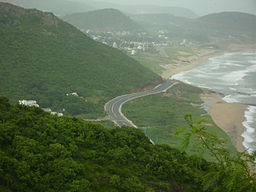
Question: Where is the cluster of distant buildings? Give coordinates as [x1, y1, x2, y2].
[19, 100, 64, 117]
[19, 100, 39, 107]
[83, 29, 198, 56]
[18, 92, 81, 117]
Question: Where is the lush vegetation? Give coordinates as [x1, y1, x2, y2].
[175, 114, 256, 192]
[63, 8, 143, 32]
[123, 83, 235, 158]
[1, 97, 255, 192]
[0, 3, 160, 117]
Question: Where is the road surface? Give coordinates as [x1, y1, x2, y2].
[104, 79, 178, 127]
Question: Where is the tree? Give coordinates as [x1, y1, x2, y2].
[175, 114, 256, 192]
[0, 96, 11, 123]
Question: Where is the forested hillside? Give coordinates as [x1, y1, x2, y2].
[63, 8, 143, 32]
[0, 97, 255, 192]
[197, 12, 256, 36]
[0, 3, 160, 117]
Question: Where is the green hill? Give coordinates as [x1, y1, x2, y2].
[131, 13, 209, 42]
[198, 12, 256, 32]
[0, 3, 160, 117]
[132, 12, 256, 42]
[121, 5, 197, 18]
[63, 8, 143, 32]
[195, 12, 256, 42]
[0, 97, 255, 192]
[131, 13, 191, 30]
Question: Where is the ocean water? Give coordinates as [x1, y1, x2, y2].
[171, 51, 256, 154]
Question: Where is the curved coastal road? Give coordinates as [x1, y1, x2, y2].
[104, 79, 178, 127]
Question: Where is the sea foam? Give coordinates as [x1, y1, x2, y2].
[242, 105, 256, 154]
[171, 51, 256, 154]
[222, 95, 239, 103]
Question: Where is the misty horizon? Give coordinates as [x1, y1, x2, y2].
[73, 0, 256, 16]
[1, 0, 256, 16]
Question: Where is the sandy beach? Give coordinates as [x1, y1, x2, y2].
[161, 43, 256, 80]
[201, 93, 246, 152]
[160, 44, 256, 152]
[160, 49, 227, 79]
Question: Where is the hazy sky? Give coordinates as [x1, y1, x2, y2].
[88, 0, 256, 15]
[1, 0, 255, 15]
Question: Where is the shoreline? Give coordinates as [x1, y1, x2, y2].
[161, 44, 256, 80]
[201, 93, 246, 152]
[161, 49, 218, 79]
[163, 44, 256, 152]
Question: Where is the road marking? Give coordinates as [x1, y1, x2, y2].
[105, 80, 178, 128]
[102, 81, 179, 144]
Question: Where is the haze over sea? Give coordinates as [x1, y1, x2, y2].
[171, 51, 256, 154]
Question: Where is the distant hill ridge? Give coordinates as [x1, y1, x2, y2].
[0, 2, 160, 116]
[198, 11, 256, 31]
[132, 11, 256, 42]
[131, 13, 191, 27]
[120, 5, 197, 18]
[63, 8, 143, 32]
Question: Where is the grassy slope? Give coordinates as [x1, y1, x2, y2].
[0, 3, 160, 117]
[63, 8, 143, 32]
[123, 83, 235, 159]
[132, 47, 195, 75]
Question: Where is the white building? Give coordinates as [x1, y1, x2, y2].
[66, 92, 79, 97]
[43, 108, 52, 113]
[180, 39, 187, 46]
[51, 112, 63, 117]
[137, 45, 143, 50]
[131, 50, 137, 55]
[19, 100, 64, 117]
[43, 108, 63, 117]
[112, 42, 118, 48]
[19, 100, 39, 107]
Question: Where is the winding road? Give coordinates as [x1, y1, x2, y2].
[104, 79, 178, 127]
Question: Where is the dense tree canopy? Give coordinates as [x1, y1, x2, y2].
[0, 96, 255, 192]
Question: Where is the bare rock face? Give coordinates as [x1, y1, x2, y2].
[0, 2, 59, 27]
[0, 4, 23, 25]
[42, 12, 59, 26]
[2, 2, 25, 16]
